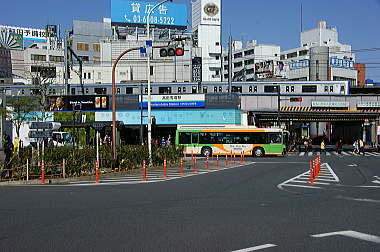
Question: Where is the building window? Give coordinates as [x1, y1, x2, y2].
[79, 56, 89, 62]
[280, 55, 285, 60]
[97, 72, 101, 79]
[31, 54, 46, 61]
[329, 86, 334, 92]
[182, 87, 186, 93]
[94, 88, 107, 94]
[117, 88, 121, 94]
[77, 43, 89, 51]
[150, 66, 154, 76]
[83, 73, 87, 79]
[216, 56, 219, 60]
[178, 87, 182, 93]
[214, 86, 218, 93]
[299, 50, 308, 56]
[93, 56, 100, 64]
[234, 52, 243, 59]
[88, 72, 91, 79]
[287, 52, 297, 58]
[203, 86, 207, 93]
[219, 86, 222, 92]
[234, 62, 243, 68]
[244, 49, 254, 56]
[126, 87, 133, 94]
[93, 44, 100, 52]
[244, 59, 255, 65]
[216, 42, 220, 46]
[49, 55, 63, 62]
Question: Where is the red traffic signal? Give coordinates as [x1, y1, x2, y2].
[290, 97, 302, 102]
[160, 47, 184, 57]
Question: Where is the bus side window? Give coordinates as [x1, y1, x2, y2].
[199, 132, 211, 144]
[191, 132, 199, 144]
[269, 133, 281, 144]
[179, 132, 191, 144]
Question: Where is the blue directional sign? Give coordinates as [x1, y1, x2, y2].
[111, 0, 188, 29]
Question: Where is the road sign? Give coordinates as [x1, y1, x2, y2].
[29, 131, 53, 138]
[30, 122, 61, 130]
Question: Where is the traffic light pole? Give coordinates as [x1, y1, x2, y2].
[147, 0, 173, 166]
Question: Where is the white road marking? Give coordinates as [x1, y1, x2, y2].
[341, 151, 350, 156]
[299, 152, 305, 156]
[280, 184, 322, 189]
[308, 152, 313, 156]
[335, 195, 380, 203]
[325, 163, 340, 182]
[371, 180, 380, 184]
[348, 164, 358, 167]
[326, 152, 331, 156]
[312, 230, 380, 244]
[375, 176, 380, 180]
[232, 244, 277, 251]
[349, 151, 360, 156]
[277, 163, 339, 190]
[364, 152, 377, 156]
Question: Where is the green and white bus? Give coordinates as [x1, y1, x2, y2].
[175, 125, 288, 157]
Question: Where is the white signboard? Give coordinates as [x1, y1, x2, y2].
[140, 94, 205, 108]
[0, 25, 47, 41]
[357, 101, 380, 108]
[312, 101, 349, 107]
[201, 0, 221, 25]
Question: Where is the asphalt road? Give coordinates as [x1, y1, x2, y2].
[0, 154, 379, 251]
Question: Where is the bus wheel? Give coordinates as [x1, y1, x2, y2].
[253, 147, 265, 157]
[201, 147, 212, 157]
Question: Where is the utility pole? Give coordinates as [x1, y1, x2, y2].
[228, 35, 233, 94]
[277, 84, 280, 127]
[64, 31, 69, 95]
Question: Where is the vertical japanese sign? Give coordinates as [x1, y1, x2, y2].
[192, 57, 202, 82]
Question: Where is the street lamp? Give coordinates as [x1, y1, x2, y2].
[147, 0, 173, 165]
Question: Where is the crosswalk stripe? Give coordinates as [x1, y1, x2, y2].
[349, 151, 360, 156]
[308, 152, 313, 156]
[326, 152, 331, 156]
[341, 151, 350, 156]
[332, 151, 340, 156]
[299, 152, 305, 156]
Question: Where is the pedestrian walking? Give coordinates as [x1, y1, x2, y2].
[336, 138, 342, 154]
[359, 139, 365, 156]
[303, 138, 308, 152]
[320, 139, 326, 155]
[353, 140, 359, 154]
[3, 133, 13, 178]
[308, 138, 313, 152]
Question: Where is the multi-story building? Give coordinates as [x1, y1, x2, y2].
[221, 40, 281, 81]
[191, 0, 222, 82]
[281, 21, 358, 85]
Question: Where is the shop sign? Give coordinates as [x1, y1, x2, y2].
[357, 101, 380, 108]
[139, 94, 205, 108]
[311, 101, 349, 107]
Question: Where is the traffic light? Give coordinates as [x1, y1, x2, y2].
[290, 97, 303, 102]
[159, 46, 184, 57]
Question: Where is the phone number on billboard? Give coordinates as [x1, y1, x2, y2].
[132, 15, 175, 25]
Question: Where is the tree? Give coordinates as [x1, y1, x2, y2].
[4, 96, 37, 137]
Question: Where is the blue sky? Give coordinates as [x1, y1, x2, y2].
[1, 0, 379, 80]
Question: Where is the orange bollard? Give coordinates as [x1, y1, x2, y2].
[234, 154, 236, 165]
[216, 154, 219, 169]
[230, 151, 233, 162]
[206, 155, 209, 171]
[95, 160, 99, 184]
[143, 160, 147, 181]
[193, 156, 197, 173]
[309, 159, 314, 184]
[41, 160, 45, 185]
[164, 157, 167, 179]
[180, 157, 183, 176]
[225, 153, 229, 167]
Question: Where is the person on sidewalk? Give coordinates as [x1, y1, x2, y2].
[336, 138, 342, 154]
[320, 140, 326, 155]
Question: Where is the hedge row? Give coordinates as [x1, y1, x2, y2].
[6, 145, 184, 178]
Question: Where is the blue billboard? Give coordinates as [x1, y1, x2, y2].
[111, 0, 188, 29]
[95, 109, 241, 125]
